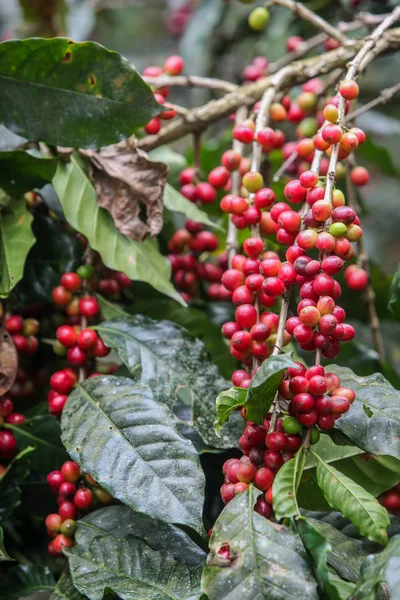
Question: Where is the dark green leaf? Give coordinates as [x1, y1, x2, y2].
[0, 37, 159, 148]
[51, 574, 86, 600]
[52, 155, 183, 304]
[202, 485, 318, 600]
[4, 415, 68, 472]
[0, 525, 14, 561]
[312, 451, 390, 546]
[331, 454, 400, 498]
[0, 198, 35, 298]
[329, 366, 400, 460]
[14, 214, 82, 303]
[0, 447, 34, 523]
[95, 315, 243, 449]
[305, 434, 363, 469]
[326, 571, 356, 600]
[296, 517, 331, 588]
[0, 150, 58, 195]
[244, 354, 295, 424]
[273, 449, 304, 520]
[214, 386, 246, 435]
[2, 565, 55, 600]
[358, 136, 400, 178]
[352, 535, 400, 600]
[61, 376, 205, 534]
[164, 184, 221, 230]
[75, 505, 206, 568]
[388, 263, 400, 316]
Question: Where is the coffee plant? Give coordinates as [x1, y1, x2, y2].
[1, 0, 400, 598]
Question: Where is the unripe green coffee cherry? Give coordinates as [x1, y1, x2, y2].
[60, 519, 76, 537]
[76, 264, 94, 279]
[248, 7, 269, 31]
[329, 222, 347, 237]
[282, 416, 302, 435]
[310, 427, 320, 445]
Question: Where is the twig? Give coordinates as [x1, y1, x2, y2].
[345, 82, 400, 121]
[192, 133, 202, 178]
[227, 107, 247, 267]
[273, 150, 297, 182]
[268, 32, 326, 73]
[345, 163, 386, 362]
[143, 74, 238, 93]
[267, 0, 348, 44]
[137, 29, 400, 151]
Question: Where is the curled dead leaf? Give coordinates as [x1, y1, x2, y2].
[0, 327, 17, 396]
[80, 139, 167, 242]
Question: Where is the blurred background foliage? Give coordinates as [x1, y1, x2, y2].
[1, 0, 400, 381]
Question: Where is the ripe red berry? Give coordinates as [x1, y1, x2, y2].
[47, 470, 64, 491]
[321, 124, 342, 145]
[0, 398, 14, 417]
[52, 286, 73, 305]
[67, 346, 88, 366]
[61, 461, 80, 483]
[265, 432, 286, 451]
[59, 481, 77, 497]
[56, 325, 77, 348]
[237, 462, 257, 483]
[78, 296, 99, 318]
[235, 304, 258, 329]
[350, 166, 369, 186]
[284, 180, 307, 204]
[73, 487, 94, 509]
[77, 329, 98, 350]
[254, 467, 274, 491]
[50, 370, 75, 394]
[164, 54, 184, 75]
[6, 413, 26, 425]
[254, 497, 272, 518]
[5, 315, 24, 334]
[208, 166, 230, 189]
[339, 79, 359, 100]
[45, 513, 62, 532]
[60, 272, 82, 291]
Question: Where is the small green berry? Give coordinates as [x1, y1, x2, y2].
[329, 222, 347, 237]
[248, 7, 269, 31]
[282, 416, 302, 435]
[310, 427, 320, 445]
[76, 265, 95, 279]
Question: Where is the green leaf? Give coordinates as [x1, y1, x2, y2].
[326, 571, 356, 600]
[312, 451, 390, 546]
[296, 517, 331, 588]
[74, 505, 206, 568]
[202, 485, 319, 600]
[329, 366, 400, 460]
[15, 214, 82, 303]
[0, 150, 58, 195]
[305, 434, 363, 469]
[2, 565, 55, 600]
[214, 387, 246, 435]
[164, 184, 221, 230]
[52, 155, 183, 304]
[0, 198, 35, 298]
[273, 450, 304, 520]
[5, 415, 68, 472]
[0, 447, 34, 523]
[388, 263, 400, 315]
[95, 315, 243, 449]
[352, 534, 400, 600]
[332, 454, 400, 498]
[61, 375, 205, 534]
[51, 574, 86, 600]
[0, 525, 14, 561]
[0, 37, 160, 148]
[244, 354, 295, 424]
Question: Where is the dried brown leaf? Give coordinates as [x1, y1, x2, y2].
[80, 140, 167, 242]
[0, 327, 17, 396]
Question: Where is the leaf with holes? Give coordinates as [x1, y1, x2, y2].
[0, 150, 58, 195]
[52, 155, 183, 304]
[214, 387, 246, 435]
[61, 376, 205, 534]
[95, 315, 243, 449]
[244, 354, 296, 424]
[202, 485, 318, 600]
[0, 37, 160, 148]
[2, 565, 55, 600]
[328, 366, 400, 460]
[0, 198, 35, 298]
[74, 505, 206, 568]
[352, 534, 400, 600]
[312, 451, 390, 546]
[272, 449, 304, 520]
[4, 415, 68, 473]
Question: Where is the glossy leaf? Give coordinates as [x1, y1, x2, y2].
[0, 150, 58, 195]
[0, 37, 160, 148]
[326, 571, 356, 600]
[164, 183, 221, 230]
[51, 574, 86, 600]
[95, 315, 243, 449]
[0, 198, 35, 298]
[2, 565, 55, 600]
[388, 263, 400, 316]
[312, 451, 390, 546]
[244, 354, 295, 424]
[272, 450, 304, 520]
[0, 447, 34, 523]
[52, 155, 183, 304]
[214, 387, 246, 435]
[0, 525, 14, 561]
[352, 534, 400, 600]
[61, 376, 205, 534]
[296, 517, 331, 588]
[305, 434, 363, 469]
[329, 366, 400, 459]
[15, 215, 82, 303]
[202, 485, 318, 600]
[5, 415, 68, 473]
[75, 505, 206, 568]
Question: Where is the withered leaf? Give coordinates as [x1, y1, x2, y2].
[0, 327, 17, 396]
[80, 140, 167, 242]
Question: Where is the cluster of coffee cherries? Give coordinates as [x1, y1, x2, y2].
[142, 55, 185, 134]
[0, 396, 27, 463]
[3, 314, 40, 355]
[45, 460, 112, 556]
